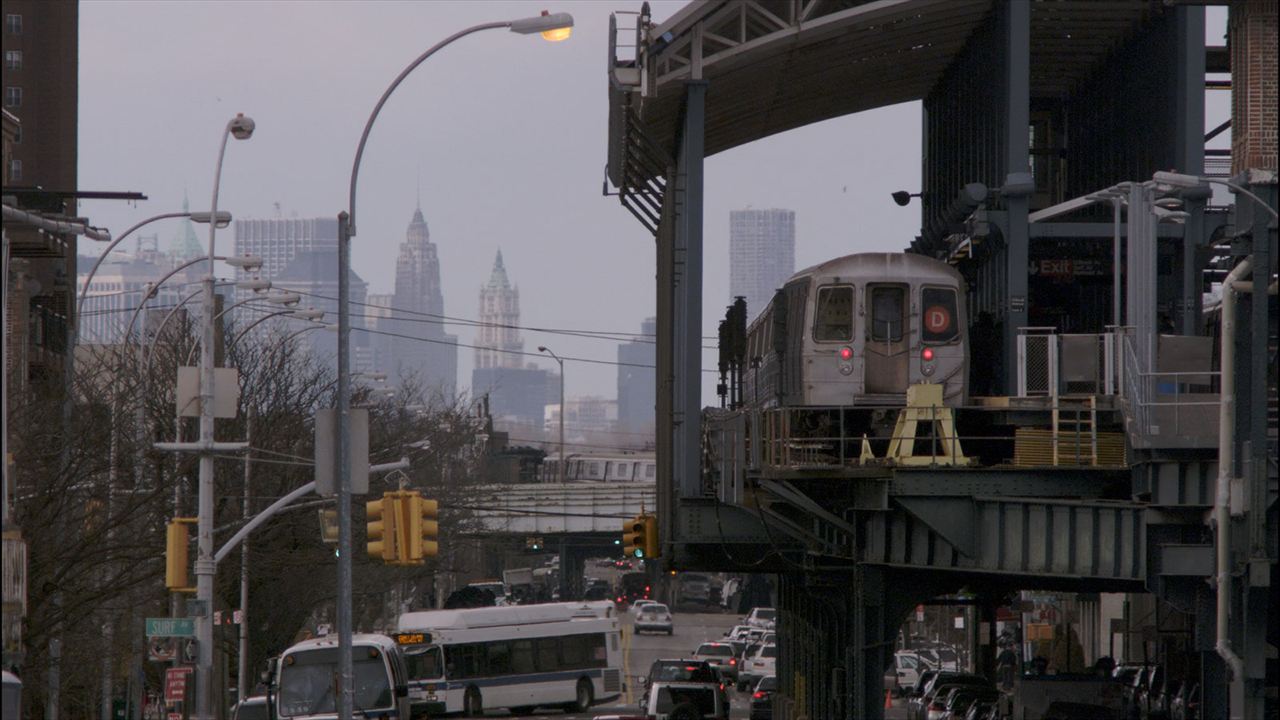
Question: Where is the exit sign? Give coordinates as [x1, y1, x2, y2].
[146, 617, 195, 637]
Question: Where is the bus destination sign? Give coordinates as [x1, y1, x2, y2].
[394, 632, 430, 645]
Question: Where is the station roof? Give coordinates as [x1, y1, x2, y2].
[618, 0, 1161, 159]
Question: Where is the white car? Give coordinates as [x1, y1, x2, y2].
[738, 644, 777, 692]
[631, 599, 660, 616]
[744, 607, 776, 629]
[635, 603, 674, 635]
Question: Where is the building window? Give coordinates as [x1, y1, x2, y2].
[8, 159, 20, 181]
[4, 50, 19, 70]
[4, 86, 20, 108]
[6, 14, 20, 35]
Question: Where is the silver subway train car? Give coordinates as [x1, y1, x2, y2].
[743, 252, 968, 409]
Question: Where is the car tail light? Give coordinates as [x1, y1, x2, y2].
[730, 659, 737, 665]
[922, 347, 934, 361]
[753, 691, 766, 699]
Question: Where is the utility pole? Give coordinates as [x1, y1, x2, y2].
[238, 411, 252, 703]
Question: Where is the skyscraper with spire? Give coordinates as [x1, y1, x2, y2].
[385, 205, 457, 399]
[471, 250, 555, 427]
[474, 250, 523, 369]
[170, 191, 204, 261]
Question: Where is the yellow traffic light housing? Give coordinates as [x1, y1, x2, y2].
[165, 518, 197, 592]
[366, 496, 398, 562]
[400, 493, 439, 564]
[643, 514, 660, 559]
[623, 514, 647, 558]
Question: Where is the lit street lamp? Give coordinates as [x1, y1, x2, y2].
[538, 346, 566, 484]
[332, 12, 572, 718]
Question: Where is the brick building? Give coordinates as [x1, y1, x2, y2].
[1231, 0, 1278, 174]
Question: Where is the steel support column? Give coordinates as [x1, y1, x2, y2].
[1001, 0, 1031, 395]
[1174, 5, 1207, 335]
[673, 81, 707, 500]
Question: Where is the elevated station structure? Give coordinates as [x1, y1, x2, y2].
[605, 2, 1277, 719]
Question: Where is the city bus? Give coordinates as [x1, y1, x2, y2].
[395, 601, 622, 716]
[274, 633, 410, 719]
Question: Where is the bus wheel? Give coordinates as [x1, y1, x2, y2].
[567, 678, 593, 712]
[464, 687, 483, 716]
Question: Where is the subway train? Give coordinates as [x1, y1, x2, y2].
[539, 452, 657, 483]
[742, 252, 968, 409]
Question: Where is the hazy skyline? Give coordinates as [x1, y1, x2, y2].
[76, 1, 1230, 404]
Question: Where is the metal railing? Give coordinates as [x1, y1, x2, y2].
[1120, 332, 1221, 438]
[1017, 329, 1122, 398]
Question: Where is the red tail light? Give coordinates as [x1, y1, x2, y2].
[840, 347, 853, 360]
[922, 348, 934, 361]
[729, 659, 737, 665]
[753, 691, 766, 699]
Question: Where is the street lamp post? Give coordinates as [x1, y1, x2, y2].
[195, 113, 254, 720]
[538, 346, 566, 484]
[334, 12, 572, 719]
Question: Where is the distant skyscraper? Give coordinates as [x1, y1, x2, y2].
[170, 192, 204, 261]
[475, 250, 523, 370]
[232, 216, 339, 324]
[617, 317, 656, 436]
[471, 250, 551, 426]
[389, 206, 457, 399]
[270, 248, 368, 370]
[729, 208, 795, 321]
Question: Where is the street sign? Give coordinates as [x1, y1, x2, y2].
[181, 638, 198, 663]
[163, 667, 192, 703]
[186, 599, 209, 617]
[146, 617, 195, 637]
[233, 609, 244, 625]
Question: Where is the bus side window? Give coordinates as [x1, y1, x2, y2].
[535, 638, 558, 671]
[511, 640, 536, 674]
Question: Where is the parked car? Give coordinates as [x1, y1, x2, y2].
[646, 659, 720, 688]
[636, 603, 675, 635]
[1170, 682, 1199, 720]
[1043, 700, 1118, 720]
[963, 699, 999, 720]
[692, 642, 740, 684]
[644, 680, 729, 720]
[1149, 677, 1181, 720]
[908, 673, 991, 720]
[750, 676, 777, 720]
[941, 687, 1000, 720]
[891, 651, 928, 696]
[738, 644, 777, 692]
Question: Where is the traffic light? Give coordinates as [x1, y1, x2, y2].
[642, 514, 660, 559]
[401, 493, 439, 564]
[165, 518, 197, 592]
[366, 495, 399, 562]
[525, 537, 543, 551]
[318, 508, 338, 545]
[623, 514, 647, 558]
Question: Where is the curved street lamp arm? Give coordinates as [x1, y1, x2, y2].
[143, 287, 205, 377]
[121, 256, 221, 342]
[75, 211, 192, 324]
[230, 310, 295, 348]
[347, 20, 509, 232]
[1213, 179, 1279, 221]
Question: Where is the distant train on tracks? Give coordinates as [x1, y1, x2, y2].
[742, 252, 968, 408]
[540, 452, 656, 483]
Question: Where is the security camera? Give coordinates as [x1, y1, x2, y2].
[229, 113, 255, 140]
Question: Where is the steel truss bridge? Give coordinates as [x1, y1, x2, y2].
[604, 2, 1277, 719]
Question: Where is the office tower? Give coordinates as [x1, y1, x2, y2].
[729, 208, 795, 321]
[617, 317, 656, 436]
[389, 207, 457, 399]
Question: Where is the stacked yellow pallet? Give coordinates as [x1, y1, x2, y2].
[1013, 428, 1126, 467]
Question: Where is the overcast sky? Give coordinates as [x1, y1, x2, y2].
[77, 1, 1230, 405]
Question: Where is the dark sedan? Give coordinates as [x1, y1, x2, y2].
[750, 676, 777, 720]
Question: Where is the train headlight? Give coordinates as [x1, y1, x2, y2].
[840, 364, 854, 375]
[922, 364, 936, 377]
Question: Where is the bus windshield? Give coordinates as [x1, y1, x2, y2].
[278, 648, 393, 717]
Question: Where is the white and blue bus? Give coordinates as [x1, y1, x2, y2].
[395, 601, 623, 716]
[275, 633, 411, 719]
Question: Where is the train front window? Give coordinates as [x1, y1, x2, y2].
[869, 286, 905, 342]
[814, 285, 854, 341]
[921, 287, 959, 343]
